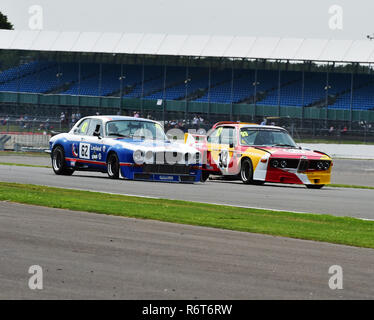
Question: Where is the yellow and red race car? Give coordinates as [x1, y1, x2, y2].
[185, 121, 332, 189]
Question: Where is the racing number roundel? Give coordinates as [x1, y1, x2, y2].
[79, 143, 90, 159]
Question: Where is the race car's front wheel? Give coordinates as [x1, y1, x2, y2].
[107, 152, 120, 179]
[52, 146, 74, 175]
[240, 158, 254, 184]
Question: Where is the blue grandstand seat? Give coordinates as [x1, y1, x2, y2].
[1, 61, 374, 111]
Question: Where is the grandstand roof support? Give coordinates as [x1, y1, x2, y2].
[253, 61, 259, 121]
[277, 61, 281, 117]
[184, 62, 189, 119]
[119, 63, 124, 114]
[207, 62, 211, 118]
[162, 61, 167, 124]
[301, 65, 305, 128]
[349, 72, 354, 129]
[325, 68, 330, 127]
[140, 57, 145, 115]
[230, 60, 234, 121]
[98, 63, 102, 97]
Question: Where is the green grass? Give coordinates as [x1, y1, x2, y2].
[0, 162, 49, 168]
[0, 182, 374, 249]
[328, 184, 374, 190]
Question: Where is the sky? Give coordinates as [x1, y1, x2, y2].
[1, 0, 374, 40]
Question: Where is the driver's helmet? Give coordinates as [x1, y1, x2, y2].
[254, 131, 273, 145]
[107, 122, 119, 135]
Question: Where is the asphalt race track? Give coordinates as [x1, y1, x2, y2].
[0, 157, 373, 299]
[1, 201, 373, 299]
[0, 163, 373, 219]
[2, 155, 374, 187]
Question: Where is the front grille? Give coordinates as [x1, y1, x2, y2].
[143, 164, 190, 175]
[283, 159, 299, 169]
[298, 159, 309, 172]
[154, 151, 183, 164]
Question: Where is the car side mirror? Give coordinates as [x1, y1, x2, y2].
[229, 142, 234, 148]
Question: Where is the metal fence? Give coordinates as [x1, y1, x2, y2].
[1, 112, 373, 151]
[0, 117, 60, 150]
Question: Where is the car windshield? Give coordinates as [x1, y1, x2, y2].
[105, 120, 167, 141]
[239, 128, 297, 147]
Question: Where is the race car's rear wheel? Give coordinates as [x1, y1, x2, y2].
[52, 146, 74, 175]
[240, 158, 254, 184]
[306, 184, 324, 189]
[107, 152, 120, 179]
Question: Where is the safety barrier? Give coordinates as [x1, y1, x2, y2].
[0, 91, 374, 122]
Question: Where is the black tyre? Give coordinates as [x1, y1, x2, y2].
[52, 146, 74, 175]
[240, 158, 254, 184]
[306, 184, 324, 189]
[107, 152, 120, 179]
[201, 171, 210, 182]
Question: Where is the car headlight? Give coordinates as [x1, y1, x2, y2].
[280, 160, 287, 168]
[272, 160, 279, 168]
[133, 150, 145, 164]
[316, 161, 324, 170]
[322, 161, 330, 170]
[145, 150, 153, 161]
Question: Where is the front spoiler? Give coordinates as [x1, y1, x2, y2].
[133, 172, 199, 183]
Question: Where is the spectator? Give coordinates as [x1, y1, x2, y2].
[71, 113, 76, 129]
[60, 112, 65, 124]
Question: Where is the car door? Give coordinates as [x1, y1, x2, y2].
[207, 126, 236, 174]
[67, 118, 90, 160]
[81, 119, 106, 170]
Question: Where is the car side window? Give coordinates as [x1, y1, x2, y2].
[87, 119, 103, 136]
[207, 127, 222, 144]
[74, 119, 90, 136]
[220, 127, 235, 145]
[208, 127, 235, 145]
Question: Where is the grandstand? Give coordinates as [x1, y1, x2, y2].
[2, 61, 374, 111]
[0, 30, 374, 128]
